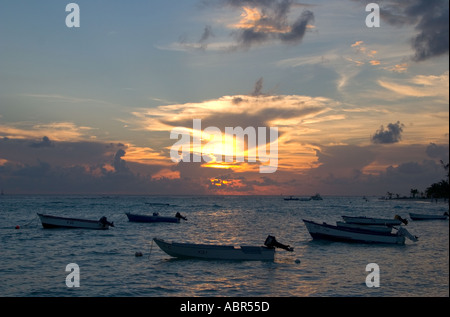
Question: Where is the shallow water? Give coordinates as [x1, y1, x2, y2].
[0, 195, 448, 297]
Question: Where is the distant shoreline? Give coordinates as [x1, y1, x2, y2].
[378, 196, 448, 203]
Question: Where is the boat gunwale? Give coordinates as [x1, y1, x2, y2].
[37, 213, 103, 224]
[153, 238, 271, 250]
[125, 212, 180, 222]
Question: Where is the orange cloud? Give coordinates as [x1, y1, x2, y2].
[151, 168, 180, 180]
[0, 122, 93, 142]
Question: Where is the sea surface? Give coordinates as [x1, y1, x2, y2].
[0, 195, 448, 297]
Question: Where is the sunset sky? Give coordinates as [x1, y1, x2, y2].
[0, 0, 448, 195]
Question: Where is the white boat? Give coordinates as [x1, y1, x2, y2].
[153, 235, 293, 261]
[341, 215, 408, 226]
[336, 221, 393, 233]
[409, 212, 449, 221]
[37, 213, 114, 230]
[303, 219, 418, 245]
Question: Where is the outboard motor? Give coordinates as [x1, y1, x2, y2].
[394, 215, 408, 225]
[175, 212, 187, 221]
[398, 227, 418, 242]
[99, 216, 114, 227]
[264, 235, 294, 252]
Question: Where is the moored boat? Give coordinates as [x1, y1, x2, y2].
[37, 213, 114, 230]
[153, 235, 293, 261]
[284, 196, 299, 201]
[409, 212, 449, 221]
[310, 193, 323, 200]
[125, 212, 187, 223]
[303, 219, 418, 245]
[342, 215, 408, 226]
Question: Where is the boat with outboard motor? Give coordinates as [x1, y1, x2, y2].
[152, 235, 293, 261]
[303, 219, 418, 245]
[126, 212, 187, 223]
[409, 212, 449, 221]
[37, 213, 114, 230]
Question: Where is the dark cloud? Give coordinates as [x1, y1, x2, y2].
[232, 97, 245, 104]
[0, 138, 124, 167]
[279, 10, 314, 43]
[426, 143, 449, 161]
[355, 0, 449, 61]
[298, 143, 448, 196]
[30, 136, 53, 148]
[315, 145, 376, 178]
[113, 149, 129, 173]
[252, 77, 264, 96]
[198, 25, 214, 49]
[206, 0, 314, 50]
[371, 121, 404, 144]
[0, 137, 211, 195]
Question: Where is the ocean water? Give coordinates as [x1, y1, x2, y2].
[0, 195, 448, 297]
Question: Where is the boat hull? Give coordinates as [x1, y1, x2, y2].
[37, 214, 111, 230]
[341, 216, 402, 226]
[303, 220, 405, 244]
[153, 238, 275, 261]
[409, 213, 449, 221]
[126, 212, 180, 223]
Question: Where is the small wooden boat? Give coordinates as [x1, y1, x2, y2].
[409, 212, 449, 221]
[125, 212, 186, 223]
[37, 213, 114, 230]
[303, 219, 418, 245]
[336, 221, 393, 233]
[153, 235, 293, 261]
[341, 215, 407, 226]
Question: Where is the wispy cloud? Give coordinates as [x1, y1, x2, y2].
[378, 71, 449, 99]
[0, 121, 94, 142]
[20, 94, 116, 107]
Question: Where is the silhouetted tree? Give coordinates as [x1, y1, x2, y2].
[425, 161, 449, 199]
